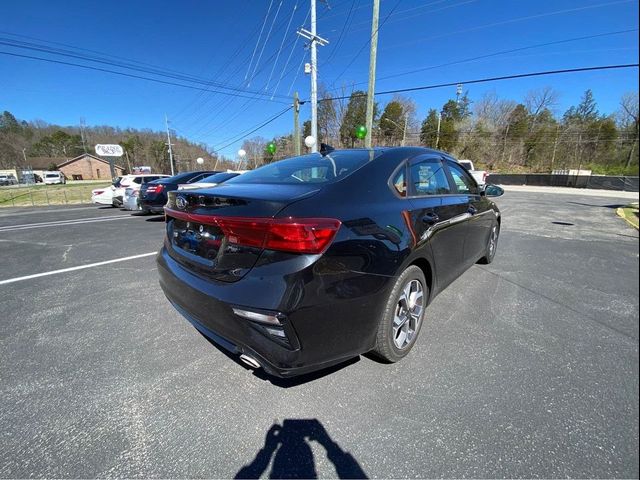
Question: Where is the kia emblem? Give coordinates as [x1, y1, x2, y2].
[176, 195, 188, 210]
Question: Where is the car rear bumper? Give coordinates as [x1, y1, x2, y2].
[140, 197, 167, 214]
[157, 246, 392, 377]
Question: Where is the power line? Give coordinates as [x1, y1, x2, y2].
[265, 2, 299, 91]
[183, 7, 306, 134]
[248, 0, 284, 86]
[246, 0, 275, 81]
[0, 50, 292, 104]
[213, 106, 293, 152]
[271, 7, 310, 99]
[326, 28, 639, 91]
[379, 0, 635, 53]
[316, 64, 640, 102]
[329, 0, 404, 87]
[0, 37, 291, 101]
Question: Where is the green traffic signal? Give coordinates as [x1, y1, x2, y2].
[266, 142, 276, 154]
[355, 125, 367, 139]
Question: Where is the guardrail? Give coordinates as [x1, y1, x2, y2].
[488, 174, 639, 192]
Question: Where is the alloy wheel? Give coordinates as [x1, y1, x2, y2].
[393, 279, 424, 349]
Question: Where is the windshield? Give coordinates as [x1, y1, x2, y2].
[225, 151, 380, 186]
[45, 173, 59, 178]
[198, 172, 238, 184]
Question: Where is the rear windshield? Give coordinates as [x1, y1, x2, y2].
[45, 173, 59, 178]
[225, 151, 380, 185]
[198, 172, 238, 184]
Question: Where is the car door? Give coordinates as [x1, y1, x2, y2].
[445, 160, 492, 264]
[405, 155, 468, 289]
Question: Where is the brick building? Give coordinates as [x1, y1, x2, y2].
[57, 154, 125, 180]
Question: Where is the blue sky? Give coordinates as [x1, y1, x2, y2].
[1, 0, 638, 156]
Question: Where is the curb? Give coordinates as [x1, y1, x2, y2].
[616, 206, 639, 230]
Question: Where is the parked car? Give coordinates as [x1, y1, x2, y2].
[91, 177, 121, 206]
[157, 147, 504, 377]
[112, 174, 170, 207]
[0, 173, 18, 186]
[458, 160, 489, 186]
[43, 171, 66, 184]
[177, 171, 241, 191]
[139, 171, 220, 214]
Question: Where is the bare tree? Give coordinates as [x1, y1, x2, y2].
[618, 92, 639, 168]
[525, 87, 559, 127]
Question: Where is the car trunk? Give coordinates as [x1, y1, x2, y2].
[164, 184, 322, 282]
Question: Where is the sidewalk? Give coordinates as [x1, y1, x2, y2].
[501, 184, 640, 200]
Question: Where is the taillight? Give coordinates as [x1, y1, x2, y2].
[165, 209, 341, 254]
[93, 190, 104, 195]
[147, 184, 165, 194]
[483, 172, 489, 182]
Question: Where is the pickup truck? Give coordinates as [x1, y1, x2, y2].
[459, 160, 489, 186]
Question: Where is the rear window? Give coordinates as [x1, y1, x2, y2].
[45, 173, 59, 178]
[198, 172, 238, 184]
[225, 151, 381, 186]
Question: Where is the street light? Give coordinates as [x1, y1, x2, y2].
[382, 115, 408, 146]
[196, 157, 204, 168]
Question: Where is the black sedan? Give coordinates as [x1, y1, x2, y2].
[157, 147, 504, 377]
[139, 170, 220, 214]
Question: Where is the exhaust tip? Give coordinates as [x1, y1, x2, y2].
[239, 354, 261, 370]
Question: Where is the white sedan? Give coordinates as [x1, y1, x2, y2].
[91, 185, 115, 206]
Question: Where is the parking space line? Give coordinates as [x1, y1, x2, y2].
[0, 215, 136, 232]
[0, 252, 157, 286]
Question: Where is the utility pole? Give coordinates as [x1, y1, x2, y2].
[402, 113, 408, 146]
[550, 124, 560, 172]
[365, 0, 380, 149]
[294, 92, 301, 155]
[297, 1, 328, 153]
[79, 117, 87, 153]
[435, 112, 442, 149]
[165, 114, 175, 176]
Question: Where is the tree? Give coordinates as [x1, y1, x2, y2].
[317, 85, 338, 145]
[420, 109, 439, 147]
[241, 136, 268, 168]
[564, 89, 599, 124]
[379, 100, 405, 144]
[339, 91, 377, 147]
[618, 92, 639, 169]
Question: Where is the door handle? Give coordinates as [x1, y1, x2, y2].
[421, 213, 440, 225]
[468, 205, 478, 215]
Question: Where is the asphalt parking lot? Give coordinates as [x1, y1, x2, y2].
[1, 190, 638, 478]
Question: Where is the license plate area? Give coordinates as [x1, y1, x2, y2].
[171, 218, 224, 265]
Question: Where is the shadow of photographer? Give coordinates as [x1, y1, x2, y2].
[235, 419, 368, 479]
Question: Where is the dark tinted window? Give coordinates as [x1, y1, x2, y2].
[225, 151, 381, 185]
[198, 172, 239, 184]
[409, 159, 450, 196]
[447, 161, 478, 194]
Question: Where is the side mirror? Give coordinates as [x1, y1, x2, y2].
[484, 184, 504, 197]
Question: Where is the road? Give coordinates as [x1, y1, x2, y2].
[1, 191, 638, 478]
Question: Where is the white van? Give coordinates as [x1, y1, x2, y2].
[43, 171, 66, 185]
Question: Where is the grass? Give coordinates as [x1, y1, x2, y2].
[0, 182, 111, 207]
[616, 203, 639, 230]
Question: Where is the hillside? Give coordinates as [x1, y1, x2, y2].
[0, 111, 236, 174]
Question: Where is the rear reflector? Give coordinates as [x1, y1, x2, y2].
[165, 209, 340, 254]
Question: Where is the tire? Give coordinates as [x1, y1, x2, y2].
[372, 265, 428, 363]
[478, 222, 500, 264]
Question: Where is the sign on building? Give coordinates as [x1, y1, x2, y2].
[95, 144, 124, 157]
